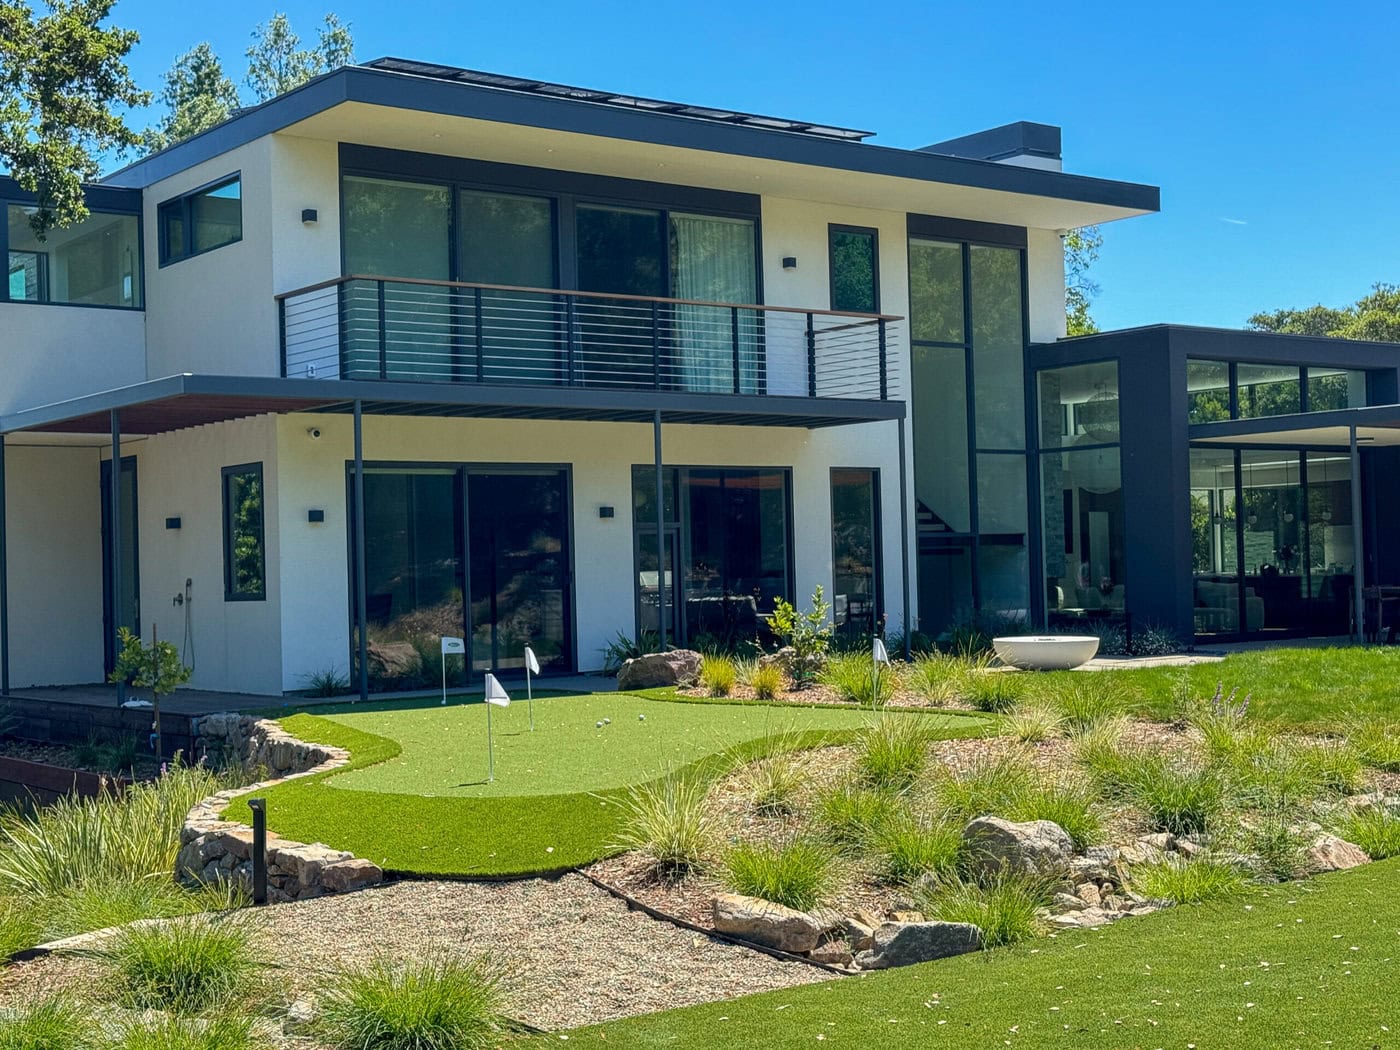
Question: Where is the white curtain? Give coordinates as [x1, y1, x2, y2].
[670, 214, 757, 393]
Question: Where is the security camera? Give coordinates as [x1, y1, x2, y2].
[307, 427, 322, 440]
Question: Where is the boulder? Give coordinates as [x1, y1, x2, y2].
[843, 914, 878, 953]
[758, 646, 826, 685]
[854, 921, 982, 970]
[1302, 834, 1370, 875]
[617, 649, 702, 690]
[1075, 881, 1103, 907]
[808, 939, 854, 967]
[1053, 891, 1087, 912]
[712, 894, 831, 953]
[320, 858, 385, 893]
[962, 816, 1074, 878]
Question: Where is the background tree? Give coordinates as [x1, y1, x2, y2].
[144, 42, 238, 151]
[1064, 226, 1102, 336]
[0, 0, 148, 237]
[1248, 283, 1400, 343]
[245, 12, 354, 103]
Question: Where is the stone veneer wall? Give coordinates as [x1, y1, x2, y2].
[176, 714, 383, 903]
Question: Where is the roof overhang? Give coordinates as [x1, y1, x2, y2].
[1189, 404, 1400, 449]
[0, 374, 903, 438]
[103, 66, 1158, 229]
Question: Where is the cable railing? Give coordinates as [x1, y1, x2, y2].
[277, 275, 903, 401]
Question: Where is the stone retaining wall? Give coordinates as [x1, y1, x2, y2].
[177, 714, 383, 903]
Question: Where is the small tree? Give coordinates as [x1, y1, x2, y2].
[108, 626, 192, 761]
[768, 585, 834, 688]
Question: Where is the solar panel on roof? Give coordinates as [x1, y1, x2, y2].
[363, 57, 874, 141]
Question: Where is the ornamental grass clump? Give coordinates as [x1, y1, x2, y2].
[1129, 857, 1248, 904]
[0, 996, 94, 1050]
[905, 652, 966, 705]
[316, 953, 510, 1050]
[855, 716, 931, 792]
[1119, 754, 1225, 837]
[1004, 701, 1064, 744]
[1037, 676, 1132, 735]
[723, 838, 835, 912]
[0, 894, 41, 959]
[872, 813, 963, 886]
[959, 669, 1024, 714]
[931, 749, 1035, 822]
[1006, 777, 1103, 851]
[920, 874, 1050, 949]
[1335, 807, 1400, 861]
[612, 774, 715, 878]
[814, 783, 901, 854]
[698, 654, 737, 698]
[1344, 714, 1400, 772]
[95, 916, 259, 1015]
[110, 1014, 264, 1050]
[749, 663, 784, 701]
[742, 753, 806, 817]
[819, 652, 894, 707]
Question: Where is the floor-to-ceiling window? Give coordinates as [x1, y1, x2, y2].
[632, 466, 792, 649]
[908, 222, 1028, 638]
[831, 468, 882, 639]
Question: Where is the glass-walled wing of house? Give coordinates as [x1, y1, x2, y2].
[6, 204, 141, 308]
[1187, 359, 1369, 422]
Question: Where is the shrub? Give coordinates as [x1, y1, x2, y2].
[1336, 807, 1400, 861]
[920, 874, 1049, 948]
[1004, 701, 1064, 743]
[931, 750, 1034, 822]
[1006, 778, 1103, 851]
[742, 753, 805, 817]
[815, 783, 901, 853]
[855, 716, 931, 792]
[723, 838, 835, 912]
[768, 587, 834, 688]
[1344, 715, 1400, 772]
[95, 916, 258, 1014]
[750, 663, 784, 701]
[873, 814, 963, 886]
[317, 953, 509, 1050]
[959, 670, 1024, 713]
[109, 1015, 263, 1050]
[1035, 676, 1132, 734]
[0, 996, 94, 1050]
[819, 652, 894, 707]
[698, 654, 737, 697]
[612, 775, 715, 878]
[1130, 857, 1248, 904]
[600, 630, 659, 675]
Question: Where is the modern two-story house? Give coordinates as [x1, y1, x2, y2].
[3, 59, 1398, 700]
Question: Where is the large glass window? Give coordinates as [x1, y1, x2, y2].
[669, 213, 759, 393]
[970, 245, 1025, 450]
[1189, 360, 1371, 422]
[1189, 447, 1241, 637]
[222, 463, 265, 601]
[159, 174, 240, 264]
[831, 469, 881, 638]
[7, 205, 141, 307]
[1187, 359, 1232, 423]
[1307, 368, 1367, 412]
[829, 226, 878, 312]
[1037, 360, 1120, 449]
[1237, 364, 1301, 418]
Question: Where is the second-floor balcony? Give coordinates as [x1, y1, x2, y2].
[278, 276, 902, 403]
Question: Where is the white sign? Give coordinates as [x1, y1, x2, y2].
[872, 638, 890, 665]
[484, 672, 511, 708]
[524, 646, 541, 675]
[441, 636, 466, 655]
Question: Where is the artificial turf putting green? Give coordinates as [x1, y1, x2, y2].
[222, 694, 986, 877]
[540, 859, 1400, 1048]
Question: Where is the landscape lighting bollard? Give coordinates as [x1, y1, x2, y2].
[248, 797, 267, 905]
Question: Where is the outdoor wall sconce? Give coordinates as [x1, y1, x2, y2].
[307, 509, 325, 523]
[598, 505, 615, 519]
[301, 208, 318, 225]
[165, 517, 181, 530]
[782, 256, 797, 270]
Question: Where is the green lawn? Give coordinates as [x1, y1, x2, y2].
[224, 694, 986, 877]
[543, 859, 1400, 1048]
[1062, 645, 1400, 726]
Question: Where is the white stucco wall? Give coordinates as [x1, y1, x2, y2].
[1027, 227, 1068, 345]
[0, 304, 146, 415]
[3, 445, 105, 686]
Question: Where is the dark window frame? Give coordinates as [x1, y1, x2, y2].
[1186, 357, 1373, 420]
[222, 461, 266, 602]
[158, 172, 242, 267]
[827, 223, 880, 313]
[830, 466, 883, 633]
[3, 200, 145, 311]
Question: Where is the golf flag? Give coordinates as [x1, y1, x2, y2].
[872, 638, 890, 665]
[441, 636, 465, 655]
[523, 646, 540, 731]
[524, 646, 541, 675]
[484, 673, 511, 707]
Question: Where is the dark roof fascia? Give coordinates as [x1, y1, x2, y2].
[1044, 324, 1400, 371]
[920, 121, 1062, 162]
[0, 374, 903, 435]
[1188, 403, 1400, 443]
[100, 66, 1160, 213]
[0, 174, 141, 214]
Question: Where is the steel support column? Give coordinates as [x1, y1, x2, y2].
[110, 410, 124, 705]
[1351, 424, 1366, 642]
[897, 419, 912, 659]
[354, 400, 369, 699]
[653, 409, 667, 650]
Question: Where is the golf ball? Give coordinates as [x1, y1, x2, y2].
[638, 714, 646, 721]
[603, 718, 612, 725]
[595, 721, 604, 728]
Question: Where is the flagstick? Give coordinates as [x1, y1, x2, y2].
[526, 662, 534, 732]
[486, 675, 495, 783]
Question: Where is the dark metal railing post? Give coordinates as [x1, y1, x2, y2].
[247, 798, 267, 905]
[336, 281, 348, 378]
[277, 296, 288, 377]
[805, 312, 817, 398]
[376, 280, 388, 380]
[730, 306, 741, 394]
[109, 409, 125, 707]
[474, 286, 485, 383]
[651, 301, 662, 390]
[565, 294, 578, 386]
[878, 319, 888, 400]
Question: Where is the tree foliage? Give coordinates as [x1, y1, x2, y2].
[0, 0, 148, 237]
[244, 12, 353, 104]
[1248, 283, 1400, 344]
[144, 42, 238, 151]
[1064, 226, 1102, 336]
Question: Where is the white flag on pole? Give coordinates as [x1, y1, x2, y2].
[484, 672, 511, 708]
[872, 638, 890, 665]
[524, 646, 541, 675]
[441, 636, 465, 655]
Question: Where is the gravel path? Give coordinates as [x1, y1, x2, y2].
[0, 874, 830, 1032]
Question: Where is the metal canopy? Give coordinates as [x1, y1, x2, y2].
[366, 58, 876, 142]
[0, 374, 903, 438]
[1188, 404, 1400, 449]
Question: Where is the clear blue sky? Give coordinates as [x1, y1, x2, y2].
[113, 0, 1398, 330]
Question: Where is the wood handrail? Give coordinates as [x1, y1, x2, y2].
[275, 273, 905, 323]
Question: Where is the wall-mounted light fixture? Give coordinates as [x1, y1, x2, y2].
[782, 256, 797, 270]
[307, 509, 325, 523]
[301, 208, 318, 225]
[165, 516, 182, 530]
[598, 505, 615, 519]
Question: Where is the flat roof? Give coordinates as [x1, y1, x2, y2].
[0, 374, 903, 438]
[100, 63, 1159, 216]
[1190, 404, 1400, 448]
